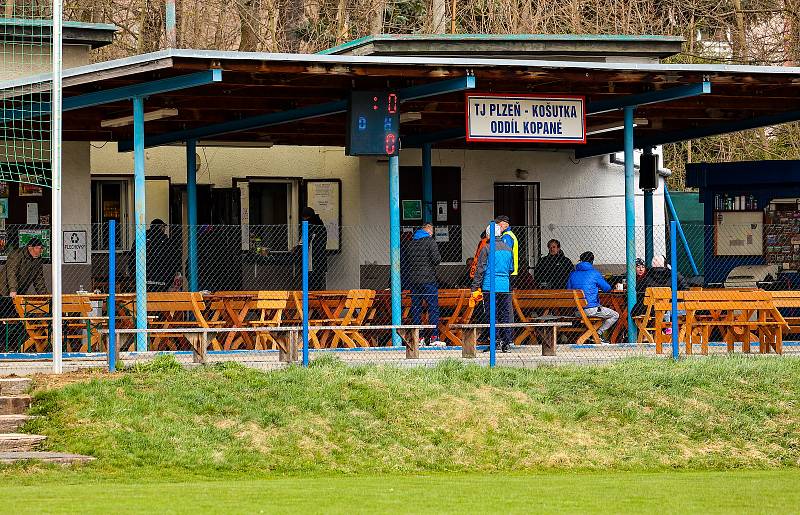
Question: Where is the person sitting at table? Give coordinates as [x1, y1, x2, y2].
[566, 251, 618, 344]
[534, 239, 574, 289]
[639, 255, 687, 334]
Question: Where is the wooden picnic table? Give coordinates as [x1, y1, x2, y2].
[599, 291, 628, 343]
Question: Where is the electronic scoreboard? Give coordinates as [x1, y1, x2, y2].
[345, 91, 400, 156]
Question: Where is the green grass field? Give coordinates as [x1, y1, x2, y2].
[2, 356, 800, 513]
[2, 470, 799, 514]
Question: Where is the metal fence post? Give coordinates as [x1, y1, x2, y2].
[489, 221, 496, 368]
[670, 220, 680, 361]
[108, 220, 117, 372]
[302, 220, 309, 367]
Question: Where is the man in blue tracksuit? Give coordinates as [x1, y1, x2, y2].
[566, 251, 619, 344]
[471, 223, 515, 352]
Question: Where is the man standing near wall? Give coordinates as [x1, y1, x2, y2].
[301, 207, 328, 291]
[405, 223, 444, 347]
[0, 239, 48, 348]
[496, 215, 519, 279]
[472, 223, 515, 353]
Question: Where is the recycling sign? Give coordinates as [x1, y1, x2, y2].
[63, 230, 88, 264]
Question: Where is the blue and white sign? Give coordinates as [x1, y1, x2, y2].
[466, 94, 586, 144]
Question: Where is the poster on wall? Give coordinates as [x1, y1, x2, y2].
[19, 183, 43, 197]
[714, 211, 763, 256]
[305, 180, 341, 252]
[26, 202, 38, 224]
[0, 182, 8, 197]
[0, 198, 7, 219]
[436, 201, 448, 222]
[18, 229, 51, 259]
[402, 200, 422, 221]
[0, 230, 7, 257]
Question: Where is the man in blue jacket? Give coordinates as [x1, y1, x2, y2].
[404, 223, 444, 346]
[471, 223, 515, 352]
[566, 251, 619, 344]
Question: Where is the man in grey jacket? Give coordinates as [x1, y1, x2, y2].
[404, 223, 444, 346]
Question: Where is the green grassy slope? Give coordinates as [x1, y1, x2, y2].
[16, 356, 800, 477]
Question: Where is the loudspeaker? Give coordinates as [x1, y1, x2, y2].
[639, 153, 659, 190]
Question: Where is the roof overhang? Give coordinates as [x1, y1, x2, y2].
[0, 18, 117, 49]
[2, 49, 800, 156]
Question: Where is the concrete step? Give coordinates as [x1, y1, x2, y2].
[0, 377, 32, 396]
[0, 395, 32, 415]
[0, 433, 46, 452]
[0, 414, 36, 433]
[0, 451, 95, 465]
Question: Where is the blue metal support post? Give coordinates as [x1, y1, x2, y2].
[489, 222, 496, 367]
[422, 144, 433, 223]
[389, 154, 402, 346]
[108, 220, 116, 373]
[186, 139, 199, 292]
[670, 220, 680, 360]
[302, 221, 309, 366]
[133, 96, 148, 352]
[624, 106, 637, 344]
[664, 188, 700, 276]
[643, 148, 655, 267]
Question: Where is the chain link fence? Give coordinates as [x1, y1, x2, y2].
[3, 219, 800, 370]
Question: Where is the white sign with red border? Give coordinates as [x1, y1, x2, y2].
[466, 94, 586, 144]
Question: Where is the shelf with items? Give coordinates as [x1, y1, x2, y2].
[713, 193, 759, 211]
[764, 198, 800, 270]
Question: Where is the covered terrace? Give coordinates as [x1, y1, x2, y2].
[4, 45, 800, 347]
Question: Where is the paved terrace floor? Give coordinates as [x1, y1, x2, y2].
[1, 342, 799, 375]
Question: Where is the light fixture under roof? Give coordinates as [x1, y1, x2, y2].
[100, 108, 179, 128]
[586, 118, 649, 136]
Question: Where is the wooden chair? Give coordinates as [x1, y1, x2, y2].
[680, 290, 787, 355]
[634, 287, 689, 354]
[13, 295, 100, 353]
[436, 289, 475, 347]
[310, 289, 375, 348]
[769, 291, 800, 338]
[248, 291, 290, 350]
[512, 290, 603, 345]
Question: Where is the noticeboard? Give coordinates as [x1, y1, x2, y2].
[305, 179, 341, 252]
[402, 200, 422, 221]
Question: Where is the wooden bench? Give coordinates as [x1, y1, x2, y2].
[451, 322, 572, 357]
[769, 291, 800, 338]
[512, 290, 603, 345]
[680, 290, 787, 355]
[11, 295, 104, 353]
[115, 292, 224, 358]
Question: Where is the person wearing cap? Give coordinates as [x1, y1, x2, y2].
[0, 238, 48, 298]
[471, 223, 515, 353]
[300, 206, 328, 291]
[566, 251, 618, 344]
[495, 215, 520, 279]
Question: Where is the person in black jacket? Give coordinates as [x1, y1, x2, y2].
[404, 223, 444, 346]
[534, 239, 574, 289]
[301, 207, 328, 291]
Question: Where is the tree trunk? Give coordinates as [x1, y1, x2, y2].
[284, 0, 307, 52]
[431, 0, 446, 33]
[731, 0, 747, 62]
[139, 0, 166, 53]
[237, 0, 261, 51]
[371, 0, 385, 35]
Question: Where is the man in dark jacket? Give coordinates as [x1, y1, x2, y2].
[0, 238, 47, 298]
[301, 207, 328, 291]
[534, 239, 573, 289]
[566, 251, 618, 344]
[405, 223, 443, 346]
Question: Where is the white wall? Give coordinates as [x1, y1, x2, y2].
[359, 148, 667, 266]
[91, 144, 363, 288]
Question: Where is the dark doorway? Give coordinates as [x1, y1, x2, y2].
[493, 183, 541, 273]
[399, 166, 462, 262]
